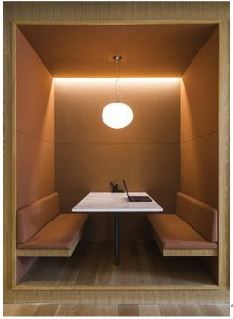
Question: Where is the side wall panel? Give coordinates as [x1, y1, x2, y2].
[16, 28, 55, 282]
[180, 28, 219, 282]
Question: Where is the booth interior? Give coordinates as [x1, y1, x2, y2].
[15, 23, 219, 287]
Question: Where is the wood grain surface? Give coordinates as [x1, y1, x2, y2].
[3, 302, 230, 316]
[17, 24, 215, 77]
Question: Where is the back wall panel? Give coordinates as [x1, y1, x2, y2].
[55, 78, 180, 240]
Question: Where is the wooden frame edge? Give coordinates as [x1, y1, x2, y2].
[13, 284, 220, 291]
[11, 21, 17, 290]
[13, 19, 222, 25]
[218, 20, 230, 289]
[11, 19, 225, 290]
[4, 288, 229, 305]
[4, 9, 228, 300]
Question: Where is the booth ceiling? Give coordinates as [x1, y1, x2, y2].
[18, 24, 216, 77]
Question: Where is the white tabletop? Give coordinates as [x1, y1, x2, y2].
[72, 192, 163, 213]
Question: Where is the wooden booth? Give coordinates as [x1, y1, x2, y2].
[3, 2, 229, 306]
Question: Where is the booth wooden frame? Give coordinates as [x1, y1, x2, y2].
[3, 2, 229, 304]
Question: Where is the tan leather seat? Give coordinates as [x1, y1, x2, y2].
[147, 192, 218, 256]
[16, 192, 89, 256]
[17, 213, 88, 250]
[147, 214, 217, 250]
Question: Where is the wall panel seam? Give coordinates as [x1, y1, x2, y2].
[17, 130, 54, 145]
[181, 130, 218, 144]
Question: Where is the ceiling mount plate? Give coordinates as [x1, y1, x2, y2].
[113, 55, 122, 62]
[107, 54, 127, 63]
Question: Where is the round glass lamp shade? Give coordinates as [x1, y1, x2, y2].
[102, 102, 134, 129]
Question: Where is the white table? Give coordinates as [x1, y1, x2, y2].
[72, 192, 163, 265]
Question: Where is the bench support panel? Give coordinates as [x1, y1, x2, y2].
[16, 247, 74, 257]
[162, 248, 218, 257]
[151, 232, 218, 257]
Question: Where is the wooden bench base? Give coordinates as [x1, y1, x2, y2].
[152, 232, 218, 257]
[16, 239, 79, 257]
[16, 248, 74, 257]
[17, 212, 88, 257]
[161, 247, 218, 257]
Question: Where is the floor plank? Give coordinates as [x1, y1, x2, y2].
[19, 241, 215, 287]
[138, 305, 161, 316]
[57, 304, 118, 316]
[3, 304, 17, 316]
[118, 304, 139, 316]
[159, 304, 181, 316]
[3, 304, 39, 316]
[177, 304, 203, 316]
[3, 303, 230, 316]
[35, 304, 59, 316]
[199, 304, 230, 316]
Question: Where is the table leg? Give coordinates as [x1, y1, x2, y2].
[114, 212, 120, 265]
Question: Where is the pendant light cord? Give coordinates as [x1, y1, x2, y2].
[114, 56, 121, 103]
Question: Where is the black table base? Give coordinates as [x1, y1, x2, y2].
[114, 212, 120, 265]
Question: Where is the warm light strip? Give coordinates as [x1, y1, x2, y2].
[54, 77, 181, 84]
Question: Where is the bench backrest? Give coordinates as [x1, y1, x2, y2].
[176, 192, 218, 243]
[17, 192, 59, 243]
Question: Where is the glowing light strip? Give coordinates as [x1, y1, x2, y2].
[54, 77, 181, 84]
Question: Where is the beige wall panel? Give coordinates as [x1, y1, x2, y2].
[55, 79, 180, 144]
[55, 79, 180, 240]
[16, 28, 55, 283]
[180, 25, 219, 285]
[180, 27, 218, 207]
[16, 132, 55, 210]
[56, 144, 179, 208]
[181, 28, 218, 142]
[16, 28, 54, 143]
[181, 132, 218, 208]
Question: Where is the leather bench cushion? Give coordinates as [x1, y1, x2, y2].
[147, 214, 217, 249]
[17, 213, 88, 249]
[176, 192, 218, 243]
[17, 193, 60, 243]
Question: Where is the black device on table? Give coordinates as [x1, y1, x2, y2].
[122, 179, 153, 202]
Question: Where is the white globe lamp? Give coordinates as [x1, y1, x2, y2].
[102, 56, 134, 129]
[102, 102, 133, 129]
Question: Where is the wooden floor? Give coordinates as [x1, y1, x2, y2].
[3, 303, 230, 316]
[19, 241, 215, 287]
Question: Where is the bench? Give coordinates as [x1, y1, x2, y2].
[147, 192, 218, 257]
[16, 192, 88, 257]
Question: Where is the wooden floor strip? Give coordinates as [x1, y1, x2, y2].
[3, 303, 230, 316]
[56, 304, 118, 316]
[118, 304, 139, 316]
[138, 305, 161, 316]
[199, 304, 230, 316]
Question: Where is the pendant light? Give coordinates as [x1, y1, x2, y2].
[102, 56, 133, 129]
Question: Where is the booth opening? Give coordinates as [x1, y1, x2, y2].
[15, 23, 219, 288]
